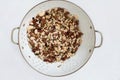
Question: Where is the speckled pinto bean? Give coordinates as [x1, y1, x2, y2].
[27, 7, 83, 63]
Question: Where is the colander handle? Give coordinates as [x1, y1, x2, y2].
[11, 27, 20, 45]
[95, 30, 103, 48]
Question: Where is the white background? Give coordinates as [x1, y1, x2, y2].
[0, 0, 120, 80]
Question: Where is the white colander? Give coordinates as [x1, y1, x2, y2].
[11, 0, 103, 77]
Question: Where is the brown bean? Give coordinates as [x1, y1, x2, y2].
[41, 18, 46, 26]
[57, 7, 64, 12]
[76, 32, 83, 38]
[61, 55, 67, 61]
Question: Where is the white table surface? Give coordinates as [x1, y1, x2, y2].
[0, 0, 120, 80]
